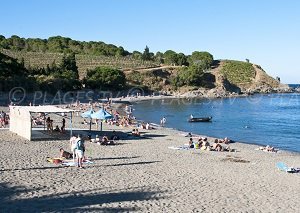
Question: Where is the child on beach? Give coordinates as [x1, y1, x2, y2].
[70, 135, 77, 162]
[75, 135, 85, 168]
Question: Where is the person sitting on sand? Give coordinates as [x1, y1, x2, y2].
[84, 119, 89, 125]
[54, 125, 60, 132]
[95, 135, 100, 142]
[201, 138, 210, 151]
[212, 139, 223, 151]
[132, 129, 140, 137]
[100, 136, 109, 145]
[60, 148, 73, 159]
[189, 138, 194, 148]
[197, 138, 203, 147]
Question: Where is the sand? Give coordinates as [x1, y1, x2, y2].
[0, 105, 300, 212]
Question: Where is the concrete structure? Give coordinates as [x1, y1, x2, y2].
[9, 105, 74, 141]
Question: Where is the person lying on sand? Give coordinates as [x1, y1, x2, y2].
[185, 132, 193, 137]
[258, 145, 278, 152]
[60, 148, 73, 159]
[100, 135, 115, 145]
[218, 137, 231, 144]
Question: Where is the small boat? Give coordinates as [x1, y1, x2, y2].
[188, 116, 212, 122]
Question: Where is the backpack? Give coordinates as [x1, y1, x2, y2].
[75, 139, 83, 150]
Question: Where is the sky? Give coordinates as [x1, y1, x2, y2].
[1, 0, 300, 83]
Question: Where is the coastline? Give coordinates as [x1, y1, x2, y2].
[1, 101, 300, 212]
[111, 93, 300, 154]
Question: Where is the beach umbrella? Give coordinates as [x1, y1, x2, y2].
[91, 108, 113, 131]
[81, 109, 95, 131]
[81, 109, 95, 118]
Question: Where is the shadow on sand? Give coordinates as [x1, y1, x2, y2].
[0, 183, 166, 212]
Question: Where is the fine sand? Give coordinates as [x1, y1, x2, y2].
[0, 106, 300, 212]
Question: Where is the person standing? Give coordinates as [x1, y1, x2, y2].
[75, 135, 85, 168]
[61, 118, 66, 133]
[46, 117, 51, 133]
[70, 135, 77, 163]
[161, 116, 166, 127]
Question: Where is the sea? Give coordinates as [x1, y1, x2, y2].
[132, 93, 300, 153]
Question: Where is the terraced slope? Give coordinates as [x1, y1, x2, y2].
[1, 49, 159, 78]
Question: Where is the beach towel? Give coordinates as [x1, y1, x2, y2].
[276, 162, 300, 173]
[47, 157, 64, 164]
[62, 159, 94, 166]
[168, 146, 192, 150]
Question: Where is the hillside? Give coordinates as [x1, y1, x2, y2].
[0, 34, 289, 95]
[0, 49, 287, 94]
[1, 49, 159, 79]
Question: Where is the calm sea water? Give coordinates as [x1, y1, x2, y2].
[132, 93, 300, 152]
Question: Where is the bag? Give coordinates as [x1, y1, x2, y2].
[76, 139, 83, 150]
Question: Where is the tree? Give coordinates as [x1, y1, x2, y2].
[85, 66, 126, 90]
[164, 50, 178, 65]
[155, 51, 164, 64]
[59, 53, 79, 79]
[142, 45, 151, 61]
[177, 53, 188, 66]
[132, 51, 142, 60]
[189, 51, 214, 70]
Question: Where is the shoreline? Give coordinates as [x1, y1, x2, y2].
[2, 92, 300, 154]
[1, 102, 300, 211]
[111, 94, 300, 155]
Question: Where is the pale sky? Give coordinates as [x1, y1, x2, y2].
[1, 0, 299, 83]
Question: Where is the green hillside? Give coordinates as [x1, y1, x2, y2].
[1, 49, 159, 78]
[0, 35, 282, 94]
[220, 60, 255, 86]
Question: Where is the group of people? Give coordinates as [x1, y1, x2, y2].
[46, 117, 66, 134]
[89, 131, 119, 145]
[67, 134, 85, 168]
[188, 137, 234, 152]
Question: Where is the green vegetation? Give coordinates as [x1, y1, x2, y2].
[84, 67, 126, 90]
[0, 52, 35, 91]
[220, 60, 255, 85]
[0, 51, 81, 92]
[188, 51, 213, 70]
[0, 34, 222, 92]
[171, 65, 206, 87]
[0, 35, 129, 57]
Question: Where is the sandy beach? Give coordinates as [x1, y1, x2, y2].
[0, 104, 300, 212]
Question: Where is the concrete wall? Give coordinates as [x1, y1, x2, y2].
[9, 106, 32, 140]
